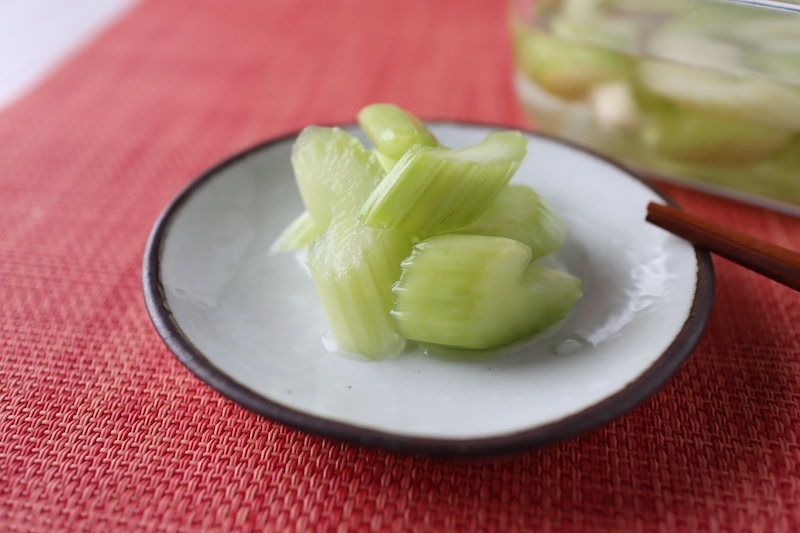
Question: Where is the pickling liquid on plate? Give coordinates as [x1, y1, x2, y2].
[322, 325, 587, 362]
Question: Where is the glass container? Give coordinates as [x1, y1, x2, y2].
[510, 0, 800, 213]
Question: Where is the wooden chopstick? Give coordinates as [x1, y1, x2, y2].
[646, 202, 800, 292]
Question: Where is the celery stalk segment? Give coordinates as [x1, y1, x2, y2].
[359, 131, 528, 238]
[292, 126, 384, 232]
[513, 23, 633, 100]
[292, 126, 411, 359]
[358, 104, 438, 159]
[278, 108, 581, 358]
[391, 234, 582, 350]
[642, 101, 793, 166]
[308, 217, 410, 359]
[457, 184, 565, 260]
[270, 210, 322, 253]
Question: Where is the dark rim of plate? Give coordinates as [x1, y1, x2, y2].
[142, 121, 715, 458]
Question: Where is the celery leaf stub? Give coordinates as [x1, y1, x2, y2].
[359, 131, 528, 238]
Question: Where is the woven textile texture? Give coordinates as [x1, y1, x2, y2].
[2, 0, 800, 531]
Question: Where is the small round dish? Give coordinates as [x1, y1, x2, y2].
[143, 123, 714, 457]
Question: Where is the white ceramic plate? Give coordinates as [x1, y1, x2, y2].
[143, 123, 714, 457]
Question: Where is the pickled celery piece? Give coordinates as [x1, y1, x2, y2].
[457, 185, 565, 260]
[644, 19, 744, 73]
[642, 102, 794, 167]
[639, 60, 800, 132]
[371, 149, 398, 173]
[655, 137, 800, 205]
[391, 235, 582, 350]
[747, 137, 800, 202]
[270, 210, 322, 253]
[560, 0, 695, 20]
[309, 216, 411, 359]
[550, 14, 639, 53]
[358, 104, 438, 159]
[514, 24, 632, 100]
[750, 52, 800, 82]
[292, 126, 411, 359]
[640, 19, 800, 132]
[360, 131, 527, 238]
[292, 126, 383, 232]
[742, 20, 800, 81]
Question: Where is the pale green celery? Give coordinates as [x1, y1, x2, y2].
[291, 126, 385, 232]
[738, 16, 800, 44]
[559, 0, 605, 22]
[308, 216, 411, 359]
[645, 28, 743, 73]
[292, 126, 411, 359]
[371, 149, 398, 173]
[745, 51, 800, 85]
[562, 0, 695, 17]
[550, 16, 639, 53]
[642, 99, 794, 167]
[654, 9, 800, 56]
[513, 24, 632, 100]
[358, 104, 438, 159]
[360, 131, 527, 238]
[606, 0, 694, 14]
[739, 16, 800, 84]
[391, 235, 582, 350]
[743, 19, 800, 82]
[456, 185, 565, 260]
[651, 137, 800, 206]
[640, 14, 800, 132]
[270, 210, 322, 253]
[638, 60, 800, 132]
[647, 11, 800, 76]
[745, 137, 800, 202]
[557, 0, 692, 25]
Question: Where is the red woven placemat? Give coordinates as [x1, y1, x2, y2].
[2, 0, 800, 531]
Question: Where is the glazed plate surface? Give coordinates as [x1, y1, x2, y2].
[143, 123, 714, 456]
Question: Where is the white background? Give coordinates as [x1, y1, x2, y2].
[0, 0, 139, 109]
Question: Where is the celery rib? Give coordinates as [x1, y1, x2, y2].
[457, 184, 565, 259]
[391, 234, 582, 349]
[358, 104, 438, 158]
[359, 131, 528, 238]
[292, 126, 411, 359]
[270, 210, 323, 253]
